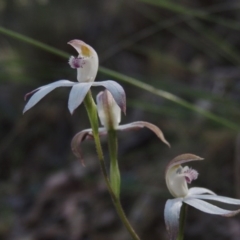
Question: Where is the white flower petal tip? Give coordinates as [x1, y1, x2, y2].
[23, 80, 75, 114]
[183, 198, 240, 217]
[117, 121, 170, 147]
[166, 154, 204, 174]
[223, 209, 240, 217]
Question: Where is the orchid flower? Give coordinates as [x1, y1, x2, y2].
[71, 90, 170, 160]
[23, 40, 126, 114]
[164, 154, 240, 240]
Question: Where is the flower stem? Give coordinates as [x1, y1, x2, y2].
[83, 91, 140, 240]
[108, 129, 121, 198]
[177, 203, 187, 240]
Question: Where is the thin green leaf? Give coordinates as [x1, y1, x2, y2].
[0, 26, 239, 130]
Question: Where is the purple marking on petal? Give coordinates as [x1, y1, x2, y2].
[183, 168, 198, 183]
[24, 89, 39, 101]
[68, 56, 86, 69]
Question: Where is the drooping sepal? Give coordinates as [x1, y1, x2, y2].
[117, 121, 170, 147]
[164, 198, 183, 240]
[71, 129, 93, 165]
[71, 127, 107, 163]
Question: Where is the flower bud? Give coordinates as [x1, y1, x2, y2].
[96, 90, 121, 130]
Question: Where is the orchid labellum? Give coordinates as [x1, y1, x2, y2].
[23, 40, 125, 115]
[164, 154, 240, 240]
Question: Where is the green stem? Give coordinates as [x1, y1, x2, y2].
[83, 92, 115, 196]
[177, 203, 187, 240]
[113, 200, 140, 240]
[84, 91, 140, 240]
[108, 129, 121, 198]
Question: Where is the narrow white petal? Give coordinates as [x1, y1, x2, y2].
[164, 198, 183, 240]
[190, 194, 240, 205]
[68, 82, 92, 114]
[23, 80, 75, 113]
[184, 198, 240, 216]
[188, 187, 216, 196]
[92, 80, 126, 114]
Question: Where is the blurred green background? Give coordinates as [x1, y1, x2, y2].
[0, 0, 240, 239]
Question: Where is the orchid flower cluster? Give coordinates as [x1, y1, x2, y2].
[23, 40, 240, 240]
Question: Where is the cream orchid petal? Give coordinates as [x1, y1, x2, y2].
[164, 198, 183, 240]
[117, 121, 170, 147]
[190, 194, 240, 205]
[68, 40, 99, 83]
[68, 82, 93, 114]
[166, 165, 189, 198]
[188, 187, 216, 196]
[165, 154, 203, 198]
[96, 90, 121, 130]
[93, 80, 126, 114]
[183, 198, 240, 216]
[23, 80, 75, 113]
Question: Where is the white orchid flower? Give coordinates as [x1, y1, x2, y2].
[71, 90, 170, 160]
[23, 40, 126, 114]
[164, 154, 240, 240]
